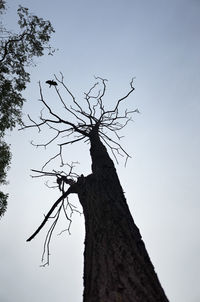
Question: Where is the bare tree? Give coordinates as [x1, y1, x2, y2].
[23, 75, 169, 302]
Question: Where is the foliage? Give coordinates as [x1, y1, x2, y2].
[0, 2, 55, 218]
[0, 0, 5, 11]
[0, 140, 11, 216]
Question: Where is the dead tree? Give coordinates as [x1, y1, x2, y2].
[23, 74, 169, 302]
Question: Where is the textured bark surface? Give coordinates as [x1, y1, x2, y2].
[78, 129, 169, 302]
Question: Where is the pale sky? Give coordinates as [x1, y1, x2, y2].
[1, 0, 200, 301]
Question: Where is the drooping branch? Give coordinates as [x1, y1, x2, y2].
[27, 163, 80, 240]
[27, 186, 74, 242]
[40, 202, 62, 267]
[27, 164, 82, 265]
[40, 194, 81, 267]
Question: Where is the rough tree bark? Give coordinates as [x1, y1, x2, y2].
[77, 127, 169, 302]
[25, 77, 169, 302]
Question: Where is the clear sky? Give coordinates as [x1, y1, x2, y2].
[1, 0, 200, 301]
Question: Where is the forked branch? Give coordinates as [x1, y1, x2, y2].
[21, 75, 138, 168]
[26, 187, 72, 242]
[27, 164, 81, 265]
[25, 76, 138, 264]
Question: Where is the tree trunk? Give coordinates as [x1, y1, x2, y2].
[78, 129, 169, 302]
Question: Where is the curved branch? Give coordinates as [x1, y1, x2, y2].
[0, 31, 28, 63]
[101, 78, 135, 119]
[26, 184, 77, 242]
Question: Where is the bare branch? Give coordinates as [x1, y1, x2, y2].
[25, 76, 138, 265]
[101, 78, 135, 119]
[55, 85, 87, 125]
[55, 72, 83, 112]
[26, 185, 77, 242]
[23, 77, 137, 169]
[114, 78, 135, 113]
[41, 204, 62, 266]
[99, 130, 131, 166]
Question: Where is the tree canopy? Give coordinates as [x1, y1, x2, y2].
[0, 1, 55, 217]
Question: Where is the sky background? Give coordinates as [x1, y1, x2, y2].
[1, 0, 200, 301]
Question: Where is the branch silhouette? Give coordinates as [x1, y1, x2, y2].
[27, 184, 77, 242]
